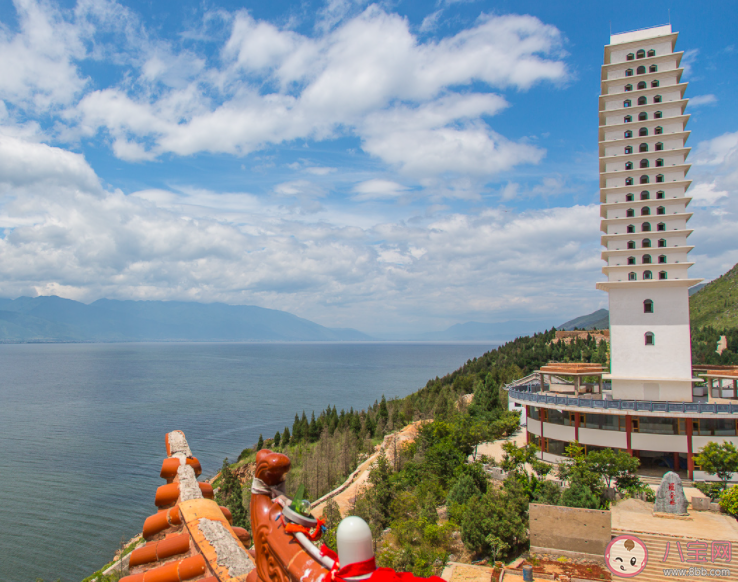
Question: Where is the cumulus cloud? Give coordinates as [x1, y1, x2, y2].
[0, 2, 596, 333]
[0, 134, 100, 192]
[0, 0, 87, 109]
[0, 131, 607, 332]
[32, 3, 568, 178]
[684, 130, 738, 282]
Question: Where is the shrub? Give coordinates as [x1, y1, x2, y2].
[719, 486, 738, 516]
[697, 481, 727, 502]
[560, 482, 600, 509]
[532, 480, 562, 505]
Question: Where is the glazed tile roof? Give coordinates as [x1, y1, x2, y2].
[121, 430, 255, 582]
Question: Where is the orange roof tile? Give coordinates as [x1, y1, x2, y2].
[120, 430, 255, 582]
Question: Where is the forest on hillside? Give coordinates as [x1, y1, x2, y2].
[214, 329, 618, 572]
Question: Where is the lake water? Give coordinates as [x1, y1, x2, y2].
[0, 342, 495, 582]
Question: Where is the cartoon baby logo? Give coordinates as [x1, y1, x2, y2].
[605, 534, 648, 577]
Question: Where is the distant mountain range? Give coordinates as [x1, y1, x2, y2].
[416, 320, 556, 342]
[555, 277, 718, 332]
[0, 296, 371, 342]
[2, 270, 726, 345]
[557, 309, 609, 331]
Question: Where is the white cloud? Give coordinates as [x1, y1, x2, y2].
[688, 182, 729, 206]
[0, 134, 100, 192]
[0, 132, 608, 333]
[359, 93, 543, 177]
[689, 94, 718, 108]
[682, 130, 738, 284]
[273, 180, 326, 198]
[693, 130, 738, 166]
[419, 10, 442, 33]
[352, 179, 408, 200]
[55, 6, 567, 180]
[304, 166, 337, 175]
[681, 49, 699, 79]
[0, 0, 87, 109]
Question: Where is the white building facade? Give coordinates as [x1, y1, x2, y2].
[597, 24, 701, 402]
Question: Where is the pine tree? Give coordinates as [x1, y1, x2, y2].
[300, 411, 309, 441]
[282, 426, 291, 447]
[308, 411, 320, 442]
[274, 430, 281, 447]
[350, 411, 362, 436]
[292, 413, 301, 442]
[378, 395, 389, 423]
[216, 459, 250, 530]
[256, 434, 264, 451]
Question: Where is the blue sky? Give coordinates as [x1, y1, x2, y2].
[0, 0, 736, 335]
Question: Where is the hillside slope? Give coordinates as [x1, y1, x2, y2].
[690, 263, 738, 329]
[558, 308, 609, 331]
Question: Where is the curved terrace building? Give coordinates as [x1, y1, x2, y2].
[507, 25, 738, 481]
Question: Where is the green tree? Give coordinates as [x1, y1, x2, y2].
[447, 473, 481, 507]
[378, 395, 389, 423]
[585, 448, 640, 490]
[485, 535, 509, 564]
[308, 411, 320, 442]
[273, 430, 281, 447]
[292, 413, 302, 442]
[500, 441, 552, 489]
[461, 484, 528, 558]
[561, 482, 600, 509]
[256, 434, 264, 451]
[281, 426, 291, 447]
[557, 442, 603, 496]
[694, 442, 738, 490]
[364, 413, 377, 438]
[532, 480, 562, 505]
[216, 458, 249, 530]
[350, 411, 362, 435]
[322, 499, 342, 550]
[469, 373, 500, 414]
[369, 453, 395, 527]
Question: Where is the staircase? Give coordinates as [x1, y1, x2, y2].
[611, 530, 737, 581]
[637, 474, 694, 487]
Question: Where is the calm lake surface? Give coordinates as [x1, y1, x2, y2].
[0, 342, 495, 582]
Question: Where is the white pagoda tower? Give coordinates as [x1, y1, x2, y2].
[597, 24, 702, 402]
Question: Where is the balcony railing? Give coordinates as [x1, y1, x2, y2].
[508, 387, 738, 414]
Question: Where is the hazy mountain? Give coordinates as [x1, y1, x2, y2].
[417, 320, 555, 342]
[0, 296, 371, 342]
[557, 309, 610, 331]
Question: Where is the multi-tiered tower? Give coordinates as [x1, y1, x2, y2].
[597, 24, 702, 402]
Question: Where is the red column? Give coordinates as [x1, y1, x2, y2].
[673, 451, 681, 474]
[540, 413, 545, 460]
[626, 414, 633, 456]
[685, 418, 694, 479]
[575, 412, 580, 442]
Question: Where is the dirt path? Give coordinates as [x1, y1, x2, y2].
[311, 420, 424, 518]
